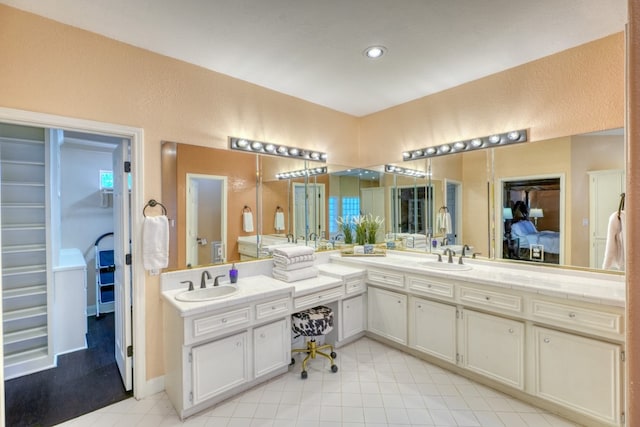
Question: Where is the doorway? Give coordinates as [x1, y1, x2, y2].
[293, 182, 325, 242]
[0, 110, 142, 425]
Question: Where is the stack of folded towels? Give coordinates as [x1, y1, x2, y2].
[272, 245, 318, 282]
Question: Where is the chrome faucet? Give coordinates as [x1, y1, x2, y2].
[286, 233, 294, 243]
[181, 280, 194, 291]
[333, 233, 344, 242]
[443, 248, 455, 263]
[462, 244, 471, 257]
[441, 237, 449, 246]
[200, 270, 211, 288]
[213, 274, 225, 286]
[309, 232, 317, 241]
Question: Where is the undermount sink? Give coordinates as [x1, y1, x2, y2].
[418, 261, 473, 271]
[175, 285, 239, 302]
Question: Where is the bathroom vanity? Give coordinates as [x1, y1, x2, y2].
[161, 251, 624, 426]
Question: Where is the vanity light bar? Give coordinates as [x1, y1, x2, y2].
[402, 129, 528, 160]
[276, 167, 327, 180]
[229, 136, 327, 163]
[384, 164, 429, 178]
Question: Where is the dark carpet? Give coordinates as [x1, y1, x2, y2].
[4, 313, 132, 426]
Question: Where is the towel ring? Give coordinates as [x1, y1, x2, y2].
[617, 193, 625, 220]
[243, 205, 252, 213]
[143, 199, 167, 217]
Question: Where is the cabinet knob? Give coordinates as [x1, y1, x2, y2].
[222, 318, 227, 323]
[398, 300, 402, 304]
[260, 333, 266, 338]
[272, 306, 276, 310]
[568, 312, 576, 318]
[427, 284, 432, 288]
[236, 341, 242, 347]
[508, 328, 514, 334]
[485, 296, 490, 301]
[346, 305, 350, 309]
[543, 337, 550, 343]
[417, 304, 423, 309]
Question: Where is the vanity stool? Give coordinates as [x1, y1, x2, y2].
[290, 305, 338, 379]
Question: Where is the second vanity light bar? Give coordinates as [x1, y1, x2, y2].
[384, 164, 429, 178]
[229, 136, 327, 163]
[276, 167, 327, 180]
[402, 129, 528, 160]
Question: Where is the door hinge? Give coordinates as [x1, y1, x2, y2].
[125, 253, 132, 265]
[621, 351, 625, 362]
[189, 391, 193, 402]
[456, 310, 459, 319]
[127, 345, 133, 357]
[124, 161, 131, 173]
[621, 412, 625, 424]
[188, 352, 192, 363]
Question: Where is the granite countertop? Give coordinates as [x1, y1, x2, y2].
[330, 251, 625, 307]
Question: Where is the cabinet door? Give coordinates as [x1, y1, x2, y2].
[254, 318, 290, 378]
[367, 287, 407, 344]
[191, 331, 248, 406]
[409, 296, 456, 363]
[461, 309, 524, 390]
[533, 326, 621, 425]
[342, 294, 365, 340]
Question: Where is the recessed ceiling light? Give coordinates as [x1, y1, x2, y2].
[364, 46, 386, 59]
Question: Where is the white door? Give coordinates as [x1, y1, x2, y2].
[588, 170, 625, 269]
[293, 183, 306, 240]
[186, 178, 199, 266]
[113, 140, 133, 391]
[341, 295, 365, 340]
[361, 187, 385, 242]
[367, 287, 407, 344]
[253, 319, 289, 378]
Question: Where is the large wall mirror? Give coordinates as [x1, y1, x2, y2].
[161, 128, 624, 273]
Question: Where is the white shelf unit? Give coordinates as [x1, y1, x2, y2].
[1, 134, 53, 378]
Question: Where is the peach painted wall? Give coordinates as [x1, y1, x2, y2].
[0, 5, 359, 380]
[359, 33, 624, 166]
[0, 3, 627, 385]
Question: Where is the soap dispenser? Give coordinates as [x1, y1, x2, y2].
[229, 263, 238, 284]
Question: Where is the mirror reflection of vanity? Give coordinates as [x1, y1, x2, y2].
[161, 128, 624, 273]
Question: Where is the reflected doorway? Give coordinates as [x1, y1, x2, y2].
[186, 174, 227, 266]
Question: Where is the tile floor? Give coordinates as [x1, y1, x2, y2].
[59, 337, 581, 426]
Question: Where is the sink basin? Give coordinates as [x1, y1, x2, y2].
[175, 286, 239, 302]
[418, 262, 473, 271]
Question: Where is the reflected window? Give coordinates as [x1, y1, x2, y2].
[342, 197, 360, 218]
[328, 196, 338, 233]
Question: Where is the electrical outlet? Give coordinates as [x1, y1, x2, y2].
[211, 241, 224, 264]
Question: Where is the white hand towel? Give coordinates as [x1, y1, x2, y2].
[143, 215, 169, 275]
[274, 211, 285, 231]
[272, 253, 315, 265]
[272, 245, 315, 258]
[272, 266, 318, 282]
[602, 211, 625, 270]
[243, 212, 254, 232]
[437, 212, 452, 234]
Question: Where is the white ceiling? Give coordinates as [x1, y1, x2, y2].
[1, 0, 627, 116]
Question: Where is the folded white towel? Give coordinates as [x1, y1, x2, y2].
[272, 266, 318, 282]
[243, 212, 254, 233]
[602, 211, 625, 270]
[143, 215, 169, 275]
[272, 245, 314, 258]
[273, 259, 315, 271]
[274, 211, 285, 231]
[272, 253, 315, 265]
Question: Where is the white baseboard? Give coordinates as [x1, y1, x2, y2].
[139, 375, 165, 399]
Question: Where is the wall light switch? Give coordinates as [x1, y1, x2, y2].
[582, 218, 589, 226]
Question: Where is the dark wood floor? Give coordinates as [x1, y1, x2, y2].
[5, 313, 132, 427]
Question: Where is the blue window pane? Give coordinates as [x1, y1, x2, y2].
[100, 170, 113, 189]
[342, 197, 360, 218]
[328, 197, 338, 233]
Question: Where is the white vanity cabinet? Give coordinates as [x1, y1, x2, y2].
[460, 309, 525, 390]
[191, 331, 249, 406]
[408, 296, 456, 363]
[533, 326, 622, 426]
[341, 294, 365, 340]
[368, 286, 407, 344]
[254, 318, 290, 378]
[163, 288, 293, 419]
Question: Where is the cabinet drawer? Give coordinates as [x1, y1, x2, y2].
[256, 297, 291, 320]
[459, 286, 521, 313]
[294, 285, 344, 310]
[367, 268, 404, 289]
[345, 277, 366, 295]
[531, 300, 623, 336]
[407, 275, 454, 300]
[189, 307, 251, 343]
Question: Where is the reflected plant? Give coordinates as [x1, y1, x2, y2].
[336, 216, 353, 244]
[366, 214, 385, 244]
[353, 215, 367, 245]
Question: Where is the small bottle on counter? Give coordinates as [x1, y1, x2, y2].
[229, 263, 238, 284]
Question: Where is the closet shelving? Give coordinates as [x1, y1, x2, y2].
[1, 134, 50, 377]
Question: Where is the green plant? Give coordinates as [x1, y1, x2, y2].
[353, 215, 367, 245]
[366, 214, 384, 244]
[336, 216, 353, 244]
